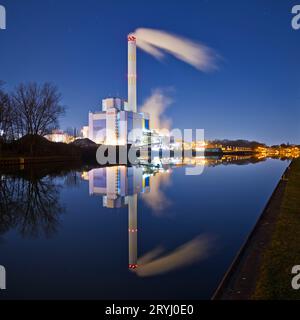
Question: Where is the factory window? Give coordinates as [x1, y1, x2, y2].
[144, 119, 150, 130]
[127, 117, 133, 131]
[94, 170, 106, 188]
[144, 176, 150, 188]
[93, 119, 106, 131]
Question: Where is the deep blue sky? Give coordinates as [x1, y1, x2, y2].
[0, 0, 299, 145]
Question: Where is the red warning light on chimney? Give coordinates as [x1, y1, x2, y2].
[128, 35, 136, 42]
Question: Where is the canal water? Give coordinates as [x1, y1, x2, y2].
[0, 158, 289, 299]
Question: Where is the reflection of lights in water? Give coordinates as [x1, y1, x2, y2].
[182, 156, 207, 166]
[81, 172, 89, 181]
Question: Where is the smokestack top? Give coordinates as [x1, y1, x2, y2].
[128, 34, 136, 42]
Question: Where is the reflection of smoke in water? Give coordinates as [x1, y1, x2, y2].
[132, 234, 214, 277]
[141, 170, 172, 214]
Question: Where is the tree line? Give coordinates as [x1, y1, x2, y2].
[0, 81, 65, 142]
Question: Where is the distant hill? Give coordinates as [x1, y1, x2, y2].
[71, 138, 97, 148]
[209, 139, 266, 149]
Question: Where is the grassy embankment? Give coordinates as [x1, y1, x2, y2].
[253, 158, 300, 299]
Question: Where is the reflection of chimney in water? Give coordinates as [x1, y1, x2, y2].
[128, 194, 138, 269]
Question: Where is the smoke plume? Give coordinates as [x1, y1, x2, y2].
[140, 89, 173, 131]
[133, 28, 218, 72]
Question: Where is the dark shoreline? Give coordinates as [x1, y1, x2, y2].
[212, 161, 292, 300]
[0, 155, 82, 166]
[0, 148, 258, 167]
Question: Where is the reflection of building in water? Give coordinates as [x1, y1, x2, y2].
[87, 166, 152, 269]
[83, 157, 268, 275]
[88, 166, 150, 208]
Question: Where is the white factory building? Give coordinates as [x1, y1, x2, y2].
[86, 34, 151, 146]
[88, 97, 150, 146]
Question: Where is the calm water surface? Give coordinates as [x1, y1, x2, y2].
[0, 158, 289, 299]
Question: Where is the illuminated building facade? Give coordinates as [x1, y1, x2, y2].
[88, 98, 150, 146]
[45, 130, 74, 143]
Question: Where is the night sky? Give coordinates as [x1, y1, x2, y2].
[0, 0, 299, 145]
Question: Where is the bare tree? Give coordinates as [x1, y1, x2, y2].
[11, 82, 65, 137]
[0, 83, 14, 144]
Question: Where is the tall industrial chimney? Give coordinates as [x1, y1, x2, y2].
[128, 34, 137, 113]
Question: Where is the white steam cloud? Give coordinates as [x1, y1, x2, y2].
[133, 28, 218, 72]
[140, 89, 173, 131]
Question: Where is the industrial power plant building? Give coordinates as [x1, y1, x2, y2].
[88, 97, 150, 145]
[87, 35, 151, 146]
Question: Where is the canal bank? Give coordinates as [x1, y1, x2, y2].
[0, 155, 82, 167]
[213, 158, 300, 300]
